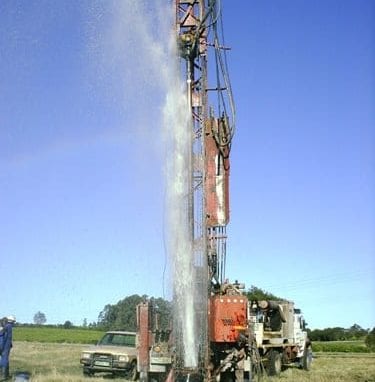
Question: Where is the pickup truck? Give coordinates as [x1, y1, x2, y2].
[80, 331, 138, 379]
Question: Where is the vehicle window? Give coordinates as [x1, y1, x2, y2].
[115, 334, 135, 347]
[126, 334, 136, 346]
[99, 334, 113, 345]
[99, 333, 135, 347]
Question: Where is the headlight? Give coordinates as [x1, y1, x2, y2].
[81, 352, 92, 359]
[118, 355, 129, 362]
[154, 346, 161, 353]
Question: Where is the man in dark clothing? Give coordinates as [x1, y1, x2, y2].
[0, 318, 5, 361]
[0, 315, 16, 381]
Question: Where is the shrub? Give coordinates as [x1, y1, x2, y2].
[365, 328, 375, 351]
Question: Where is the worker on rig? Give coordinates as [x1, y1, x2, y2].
[0, 315, 16, 381]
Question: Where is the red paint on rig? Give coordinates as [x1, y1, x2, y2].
[209, 295, 247, 343]
[205, 118, 230, 228]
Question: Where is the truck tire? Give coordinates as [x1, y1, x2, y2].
[221, 371, 235, 382]
[129, 361, 139, 381]
[267, 350, 282, 376]
[139, 371, 148, 382]
[82, 367, 94, 377]
[302, 345, 313, 371]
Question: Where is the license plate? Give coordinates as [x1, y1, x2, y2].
[95, 360, 110, 367]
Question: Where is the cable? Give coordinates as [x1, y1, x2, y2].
[260, 269, 372, 291]
[208, 0, 235, 156]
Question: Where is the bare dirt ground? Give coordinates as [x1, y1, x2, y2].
[11, 342, 375, 382]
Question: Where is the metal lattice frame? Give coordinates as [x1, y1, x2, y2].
[175, 0, 234, 376]
[175, 0, 209, 374]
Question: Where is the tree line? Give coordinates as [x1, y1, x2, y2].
[95, 288, 374, 344]
[307, 324, 370, 342]
[96, 286, 281, 331]
[26, 287, 374, 350]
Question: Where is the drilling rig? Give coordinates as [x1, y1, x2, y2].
[136, 2, 311, 381]
[137, 2, 242, 380]
[174, 1, 248, 381]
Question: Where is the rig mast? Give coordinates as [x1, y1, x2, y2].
[175, 0, 235, 376]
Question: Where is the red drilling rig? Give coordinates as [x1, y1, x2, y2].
[136, 2, 311, 382]
[173, 3, 250, 381]
[137, 1, 245, 381]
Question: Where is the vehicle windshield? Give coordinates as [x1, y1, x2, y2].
[99, 333, 136, 347]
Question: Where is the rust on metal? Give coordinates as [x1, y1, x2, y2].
[205, 118, 230, 227]
[136, 302, 151, 372]
[209, 295, 247, 343]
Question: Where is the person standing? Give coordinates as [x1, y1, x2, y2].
[0, 315, 16, 381]
[0, 318, 6, 362]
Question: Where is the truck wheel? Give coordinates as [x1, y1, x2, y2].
[129, 361, 139, 381]
[302, 345, 313, 371]
[82, 368, 94, 377]
[140, 371, 149, 382]
[220, 371, 235, 382]
[268, 350, 282, 376]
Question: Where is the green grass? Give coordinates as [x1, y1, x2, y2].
[10, 342, 375, 382]
[9, 329, 375, 381]
[13, 327, 105, 344]
[14, 327, 372, 353]
[12, 342, 95, 382]
[312, 340, 370, 353]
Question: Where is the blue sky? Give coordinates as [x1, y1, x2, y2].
[1, 0, 374, 330]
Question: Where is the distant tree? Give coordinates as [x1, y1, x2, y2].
[245, 285, 285, 302]
[63, 320, 73, 329]
[309, 327, 344, 341]
[98, 294, 145, 330]
[365, 328, 375, 350]
[82, 318, 88, 328]
[308, 324, 369, 342]
[326, 327, 346, 341]
[151, 297, 172, 330]
[348, 324, 367, 339]
[98, 294, 172, 331]
[33, 311, 47, 325]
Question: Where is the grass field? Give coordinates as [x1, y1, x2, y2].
[10, 341, 375, 382]
[14, 327, 373, 352]
[312, 340, 370, 353]
[13, 327, 105, 344]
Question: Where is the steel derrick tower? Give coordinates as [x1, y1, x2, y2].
[175, 0, 235, 376]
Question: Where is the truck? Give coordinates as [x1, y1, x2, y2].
[202, 282, 312, 380]
[249, 299, 312, 376]
[136, 284, 312, 381]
